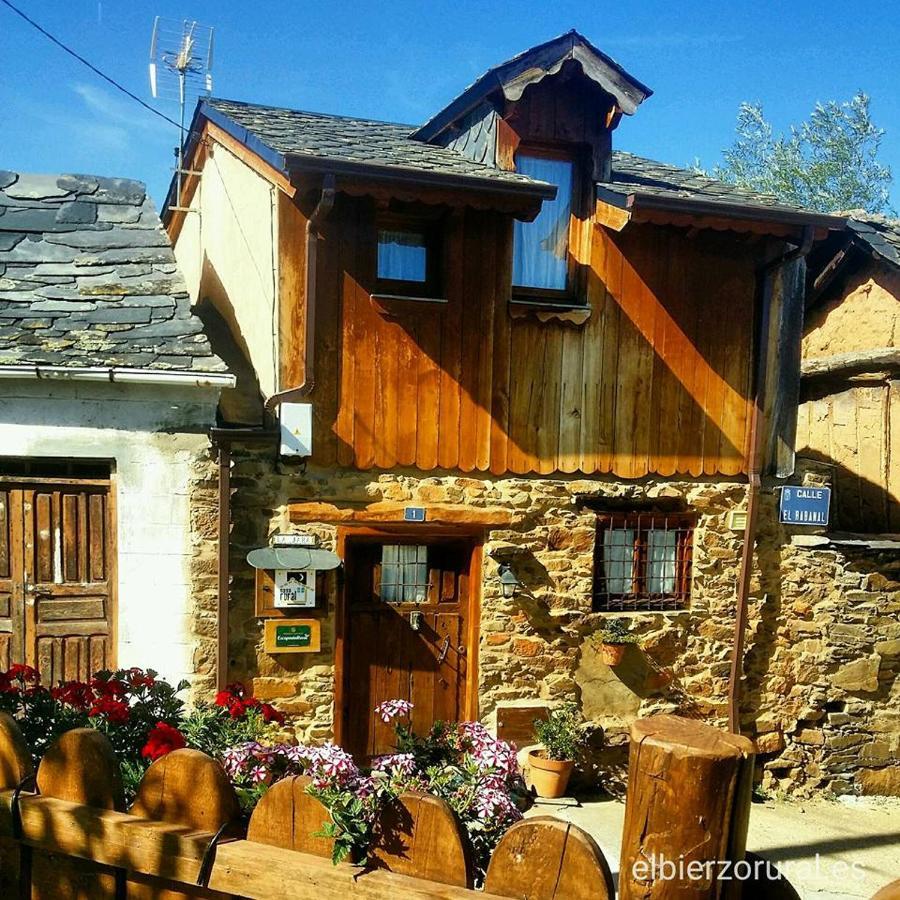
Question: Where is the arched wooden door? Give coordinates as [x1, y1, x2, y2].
[339, 533, 478, 760]
[0, 475, 115, 683]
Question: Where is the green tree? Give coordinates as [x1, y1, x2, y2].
[712, 92, 893, 214]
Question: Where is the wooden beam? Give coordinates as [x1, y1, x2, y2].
[594, 199, 631, 232]
[0, 792, 214, 883]
[208, 840, 507, 900]
[801, 347, 900, 379]
[289, 501, 517, 527]
[207, 121, 297, 198]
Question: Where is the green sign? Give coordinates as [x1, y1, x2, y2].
[274, 624, 312, 648]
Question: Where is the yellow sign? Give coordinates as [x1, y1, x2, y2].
[264, 618, 321, 654]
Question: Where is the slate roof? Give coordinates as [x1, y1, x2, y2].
[201, 98, 554, 195]
[847, 215, 900, 269]
[601, 152, 844, 226]
[0, 171, 227, 373]
[197, 98, 839, 228]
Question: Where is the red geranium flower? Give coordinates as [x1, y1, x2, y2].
[141, 722, 186, 761]
[91, 677, 126, 699]
[8, 664, 37, 682]
[125, 668, 155, 689]
[0, 672, 15, 694]
[88, 697, 130, 725]
[51, 681, 94, 710]
[259, 702, 285, 725]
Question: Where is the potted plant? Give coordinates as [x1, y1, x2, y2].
[529, 702, 586, 799]
[592, 619, 640, 666]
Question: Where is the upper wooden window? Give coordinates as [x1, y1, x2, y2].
[512, 148, 580, 304]
[593, 513, 695, 612]
[374, 212, 442, 299]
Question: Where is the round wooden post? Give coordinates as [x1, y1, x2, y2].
[618, 715, 755, 900]
[0, 713, 32, 898]
[873, 881, 900, 900]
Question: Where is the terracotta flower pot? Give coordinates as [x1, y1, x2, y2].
[599, 642, 627, 666]
[528, 749, 574, 799]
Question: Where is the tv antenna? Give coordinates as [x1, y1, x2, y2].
[149, 16, 214, 208]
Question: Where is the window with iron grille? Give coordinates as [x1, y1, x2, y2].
[593, 513, 694, 612]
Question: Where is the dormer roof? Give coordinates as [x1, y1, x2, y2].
[411, 29, 653, 143]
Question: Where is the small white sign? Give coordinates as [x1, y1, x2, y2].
[274, 569, 316, 608]
[272, 533, 317, 547]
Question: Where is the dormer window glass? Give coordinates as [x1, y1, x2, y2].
[377, 229, 428, 283]
[512, 152, 575, 294]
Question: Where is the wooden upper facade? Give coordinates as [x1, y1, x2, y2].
[168, 32, 845, 480]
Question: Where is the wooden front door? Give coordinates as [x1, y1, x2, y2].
[0, 478, 115, 684]
[342, 535, 476, 760]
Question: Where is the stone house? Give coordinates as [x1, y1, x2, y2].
[162, 31, 896, 791]
[766, 215, 900, 796]
[0, 171, 233, 691]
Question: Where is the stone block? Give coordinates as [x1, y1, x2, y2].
[830, 656, 881, 693]
[856, 766, 900, 796]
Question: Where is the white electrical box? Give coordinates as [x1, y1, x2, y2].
[279, 402, 313, 457]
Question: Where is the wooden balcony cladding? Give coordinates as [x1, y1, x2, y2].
[303, 194, 756, 478]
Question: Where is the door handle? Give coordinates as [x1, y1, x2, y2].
[437, 636, 450, 664]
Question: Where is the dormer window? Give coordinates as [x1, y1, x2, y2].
[512, 149, 577, 302]
[374, 210, 443, 300]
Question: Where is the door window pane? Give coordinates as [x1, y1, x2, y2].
[513, 155, 574, 291]
[380, 544, 428, 602]
[377, 230, 428, 282]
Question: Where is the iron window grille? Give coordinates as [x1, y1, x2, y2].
[593, 513, 694, 612]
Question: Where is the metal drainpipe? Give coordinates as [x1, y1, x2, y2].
[217, 440, 231, 692]
[727, 225, 815, 735]
[265, 173, 337, 411]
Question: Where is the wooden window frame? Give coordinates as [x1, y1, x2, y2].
[592, 512, 695, 612]
[511, 143, 588, 308]
[374, 210, 444, 301]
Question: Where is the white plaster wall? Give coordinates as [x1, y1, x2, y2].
[0, 379, 219, 687]
[175, 143, 280, 397]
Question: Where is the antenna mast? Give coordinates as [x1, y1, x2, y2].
[149, 17, 214, 211]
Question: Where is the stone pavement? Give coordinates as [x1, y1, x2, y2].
[525, 794, 900, 898]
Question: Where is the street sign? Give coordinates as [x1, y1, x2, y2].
[779, 485, 831, 526]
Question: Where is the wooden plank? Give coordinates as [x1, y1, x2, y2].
[208, 840, 500, 900]
[473, 212, 496, 472]
[206, 121, 296, 198]
[335, 200, 359, 468]
[457, 212, 484, 473]
[0, 792, 214, 883]
[289, 501, 516, 527]
[437, 212, 465, 470]
[278, 192, 309, 391]
[489, 215, 512, 475]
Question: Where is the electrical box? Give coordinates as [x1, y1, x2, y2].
[279, 402, 313, 457]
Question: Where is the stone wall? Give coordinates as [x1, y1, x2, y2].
[223, 450, 900, 795]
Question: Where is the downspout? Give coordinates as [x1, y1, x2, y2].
[265, 173, 336, 411]
[217, 441, 231, 692]
[727, 225, 815, 735]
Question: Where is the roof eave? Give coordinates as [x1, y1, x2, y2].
[597, 185, 847, 232]
[284, 153, 557, 202]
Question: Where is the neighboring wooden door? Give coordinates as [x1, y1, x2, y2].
[0, 479, 115, 684]
[342, 537, 474, 760]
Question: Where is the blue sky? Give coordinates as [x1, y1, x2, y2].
[2, 1, 899, 210]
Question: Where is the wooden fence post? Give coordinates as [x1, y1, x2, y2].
[484, 816, 615, 900]
[246, 774, 335, 858]
[128, 748, 240, 900]
[369, 791, 473, 887]
[0, 713, 32, 898]
[32, 728, 124, 900]
[873, 881, 900, 900]
[618, 715, 754, 900]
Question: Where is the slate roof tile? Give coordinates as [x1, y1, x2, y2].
[847, 215, 900, 270]
[0, 171, 227, 373]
